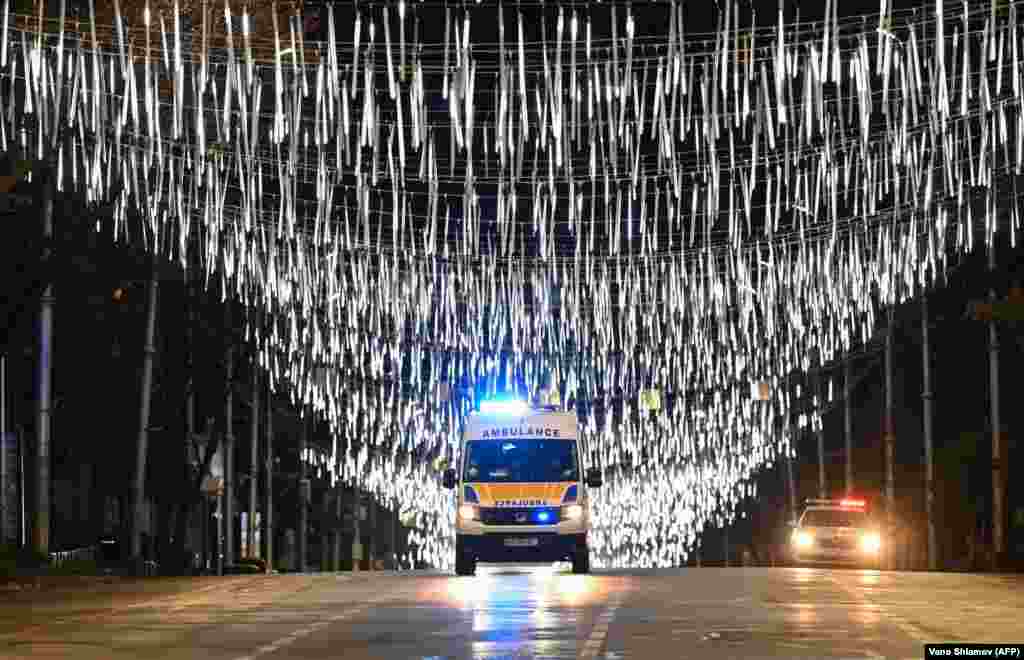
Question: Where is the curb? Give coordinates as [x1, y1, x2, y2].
[0, 574, 124, 592]
[0, 572, 274, 594]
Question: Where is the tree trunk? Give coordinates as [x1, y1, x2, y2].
[156, 499, 174, 569]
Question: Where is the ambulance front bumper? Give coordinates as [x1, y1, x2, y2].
[458, 532, 587, 562]
[456, 509, 589, 537]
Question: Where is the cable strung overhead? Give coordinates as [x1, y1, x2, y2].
[2, 0, 1019, 568]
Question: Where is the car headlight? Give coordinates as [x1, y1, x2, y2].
[562, 504, 584, 521]
[860, 532, 881, 553]
[458, 504, 478, 521]
[792, 530, 814, 548]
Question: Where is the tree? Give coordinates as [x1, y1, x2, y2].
[91, 0, 305, 57]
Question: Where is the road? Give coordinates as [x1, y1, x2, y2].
[1, 566, 1021, 659]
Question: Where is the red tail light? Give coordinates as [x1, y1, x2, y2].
[840, 498, 866, 508]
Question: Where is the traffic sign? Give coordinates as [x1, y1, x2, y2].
[640, 389, 661, 411]
[967, 290, 1024, 321]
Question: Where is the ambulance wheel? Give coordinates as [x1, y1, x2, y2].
[454, 538, 476, 576]
[572, 546, 591, 574]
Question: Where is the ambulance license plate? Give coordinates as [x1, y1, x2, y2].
[504, 537, 539, 547]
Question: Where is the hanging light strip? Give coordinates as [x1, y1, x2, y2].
[1, 0, 1019, 569]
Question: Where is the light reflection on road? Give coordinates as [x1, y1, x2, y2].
[442, 564, 603, 658]
[3, 568, 1023, 659]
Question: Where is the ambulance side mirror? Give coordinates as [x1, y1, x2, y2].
[585, 467, 603, 489]
[442, 468, 457, 490]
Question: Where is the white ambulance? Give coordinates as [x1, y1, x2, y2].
[442, 399, 603, 576]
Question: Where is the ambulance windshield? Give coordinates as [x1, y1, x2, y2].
[463, 438, 579, 483]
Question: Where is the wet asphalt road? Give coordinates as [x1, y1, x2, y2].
[1, 566, 1021, 659]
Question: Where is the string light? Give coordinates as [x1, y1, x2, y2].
[2, 0, 1017, 569]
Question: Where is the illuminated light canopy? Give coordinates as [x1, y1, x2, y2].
[478, 399, 531, 416]
[2, 0, 1017, 569]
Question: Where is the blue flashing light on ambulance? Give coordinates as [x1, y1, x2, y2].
[442, 397, 602, 576]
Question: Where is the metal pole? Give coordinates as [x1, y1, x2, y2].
[172, 266, 193, 573]
[20, 426, 25, 547]
[182, 268, 195, 570]
[816, 373, 825, 498]
[223, 304, 235, 568]
[248, 360, 259, 559]
[844, 360, 853, 496]
[987, 241, 1004, 570]
[213, 495, 222, 576]
[332, 487, 342, 571]
[922, 294, 936, 570]
[263, 378, 273, 573]
[1, 354, 6, 545]
[367, 494, 376, 570]
[785, 411, 797, 523]
[352, 488, 361, 572]
[298, 409, 309, 573]
[884, 317, 896, 570]
[390, 496, 397, 570]
[321, 489, 330, 571]
[34, 162, 55, 557]
[199, 496, 207, 571]
[130, 251, 160, 563]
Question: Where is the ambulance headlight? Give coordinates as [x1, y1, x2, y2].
[860, 532, 881, 553]
[792, 530, 814, 549]
[562, 504, 584, 521]
[458, 504, 478, 521]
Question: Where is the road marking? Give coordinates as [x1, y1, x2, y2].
[827, 574, 932, 644]
[232, 594, 393, 660]
[579, 589, 626, 659]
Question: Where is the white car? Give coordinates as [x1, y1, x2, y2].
[789, 498, 882, 568]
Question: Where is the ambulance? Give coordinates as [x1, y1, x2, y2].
[442, 399, 603, 576]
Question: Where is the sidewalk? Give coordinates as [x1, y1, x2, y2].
[0, 573, 272, 606]
[0, 573, 334, 649]
[0, 573, 125, 592]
